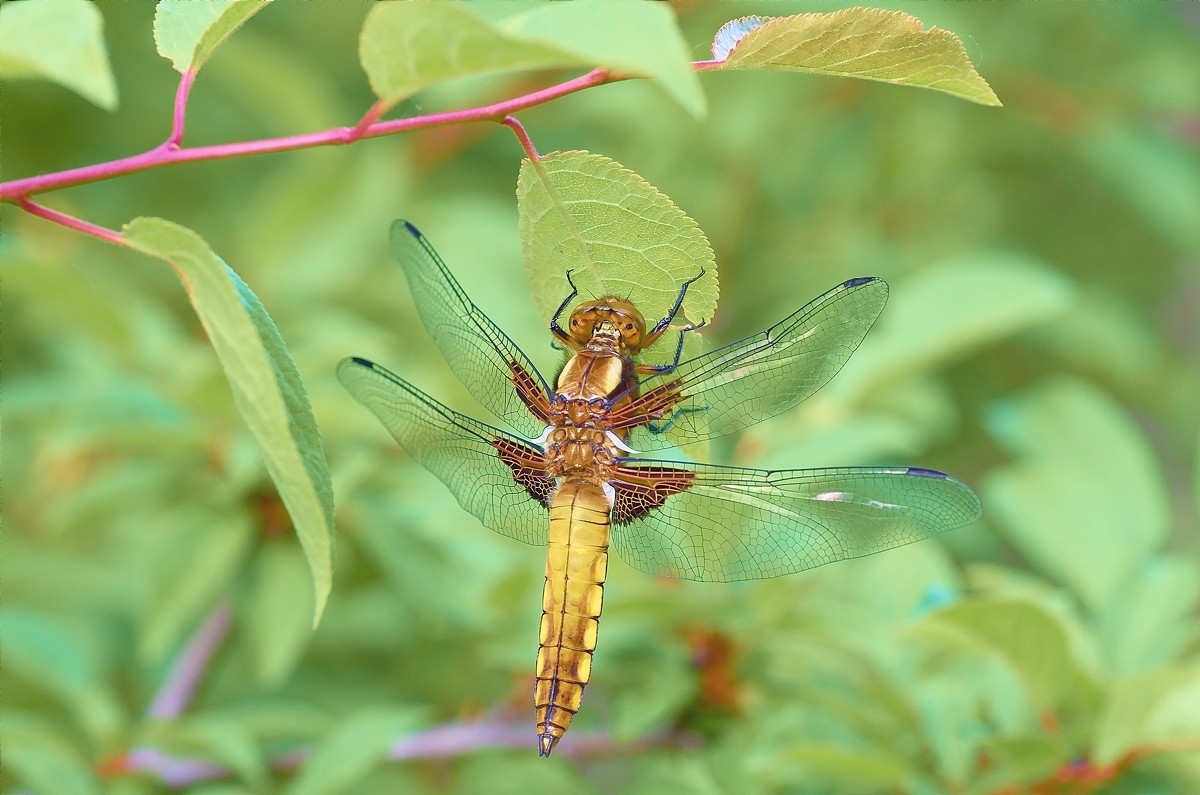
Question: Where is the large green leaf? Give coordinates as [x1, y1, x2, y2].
[0, 717, 101, 795]
[0, 0, 118, 110]
[243, 541, 315, 687]
[123, 217, 335, 625]
[709, 9, 1001, 106]
[360, 1, 703, 117]
[828, 253, 1072, 402]
[983, 378, 1170, 615]
[515, 150, 718, 351]
[286, 708, 422, 795]
[1093, 668, 1200, 764]
[140, 514, 252, 662]
[917, 597, 1099, 716]
[153, 0, 272, 73]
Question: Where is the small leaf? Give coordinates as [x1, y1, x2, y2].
[515, 151, 718, 344]
[709, 9, 1001, 106]
[972, 735, 1064, 792]
[153, 0, 272, 73]
[829, 253, 1073, 402]
[1093, 668, 1200, 764]
[983, 378, 1170, 614]
[360, 1, 703, 117]
[141, 515, 252, 662]
[123, 217, 336, 625]
[500, 1, 703, 117]
[0, 0, 118, 110]
[1, 718, 101, 795]
[918, 597, 1099, 716]
[286, 708, 422, 795]
[1099, 554, 1199, 674]
[243, 542, 315, 687]
[769, 743, 912, 787]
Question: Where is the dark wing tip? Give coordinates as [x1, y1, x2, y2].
[401, 219, 421, 237]
[347, 356, 375, 369]
[842, 276, 878, 289]
[906, 466, 948, 479]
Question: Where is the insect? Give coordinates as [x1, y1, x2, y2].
[338, 221, 981, 756]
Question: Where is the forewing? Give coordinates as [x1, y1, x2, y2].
[392, 220, 552, 438]
[624, 277, 889, 450]
[338, 356, 551, 546]
[609, 461, 980, 582]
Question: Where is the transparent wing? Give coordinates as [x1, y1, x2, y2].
[624, 277, 889, 450]
[609, 461, 980, 582]
[338, 356, 551, 546]
[392, 220, 552, 438]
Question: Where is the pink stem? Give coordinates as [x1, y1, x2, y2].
[1, 68, 619, 200]
[122, 720, 681, 787]
[167, 70, 197, 147]
[501, 116, 541, 160]
[146, 599, 233, 719]
[18, 198, 123, 244]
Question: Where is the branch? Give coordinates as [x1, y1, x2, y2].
[112, 720, 686, 788]
[0, 68, 621, 201]
[146, 598, 233, 719]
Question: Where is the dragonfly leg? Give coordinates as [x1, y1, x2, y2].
[549, 270, 581, 342]
[645, 401, 712, 435]
[638, 320, 708, 376]
[645, 266, 706, 343]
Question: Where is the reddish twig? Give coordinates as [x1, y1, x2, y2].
[0, 68, 620, 201]
[17, 198, 123, 244]
[501, 116, 541, 160]
[110, 720, 682, 788]
[145, 599, 233, 719]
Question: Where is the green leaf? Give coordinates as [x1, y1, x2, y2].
[1093, 668, 1200, 764]
[122, 217, 336, 625]
[500, 1, 703, 117]
[285, 708, 422, 795]
[767, 743, 911, 787]
[918, 597, 1099, 716]
[1078, 120, 1200, 254]
[983, 378, 1170, 614]
[360, 1, 704, 117]
[151, 716, 268, 789]
[972, 735, 1065, 792]
[243, 542, 315, 687]
[709, 9, 1001, 106]
[153, 0, 272, 73]
[141, 515, 252, 662]
[0, 0, 118, 110]
[515, 151, 718, 347]
[828, 253, 1073, 402]
[0, 718, 101, 795]
[609, 648, 695, 741]
[1099, 554, 1200, 674]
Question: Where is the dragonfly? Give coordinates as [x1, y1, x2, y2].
[338, 220, 982, 757]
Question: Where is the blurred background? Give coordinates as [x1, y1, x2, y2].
[3, 2, 1197, 793]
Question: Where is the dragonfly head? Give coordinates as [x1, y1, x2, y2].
[567, 297, 648, 352]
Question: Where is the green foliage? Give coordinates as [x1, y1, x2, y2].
[516, 150, 717, 330]
[3, 1, 1198, 793]
[710, 9, 1001, 106]
[123, 218, 335, 625]
[0, 0, 117, 109]
[153, 0, 272, 74]
[361, 0, 703, 117]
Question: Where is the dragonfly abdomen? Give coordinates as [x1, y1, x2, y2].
[535, 479, 610, 756]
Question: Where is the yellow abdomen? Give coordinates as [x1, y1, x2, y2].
[535, 479, 610, 756]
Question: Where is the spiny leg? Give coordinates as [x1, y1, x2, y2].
[549, 269, 581, 342]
